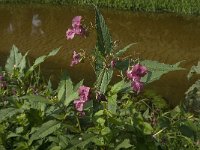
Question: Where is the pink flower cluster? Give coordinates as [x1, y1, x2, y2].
[126, 64, 148, 94]
[70, 51, 81, 66]
[66, 16, 86, 40]
[74, 85, 90, 114]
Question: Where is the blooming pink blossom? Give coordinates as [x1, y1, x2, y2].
[131, 79, 143, 94]
[66, 16, 86, 40]
[110, 60, 116, 68]
[74, 100, 84, 112]
[66, 28, 75, 40]
[127, 64, 148, 80]
[70, 51, 81, 66]
[72, 16, 82, 27]
[79, 85, 90, 102]
[126, 64, 148, 94]
[74, 85, 90, 114]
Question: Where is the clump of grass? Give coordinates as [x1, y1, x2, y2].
[0, 0, 200, 15]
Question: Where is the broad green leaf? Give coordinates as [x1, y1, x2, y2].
[142, 122, 153, 135]
[95, 7, 113, 55]
[29, 120, 61, 143]
[114, 43, 135, 57]
[57, 72, 74, 105]
[69, 133, 97, 150]
[110, 80, 131, 94]
[101, 127, 111, 135]
[5, 45, 28, 75]
[0, 108, 21, 123]
[115, 139, 133, 150]
[94, 49, 104, 77]
[74, 79, 84, 91]
[99, 68, 113, 94]
[187, 61, 200, 79]
[64, 91, 79, 107]
[26, 47, 60, 76]
[141, 60, 184, 83]
[108, 94, 117, 114]
[21, 95, 52, 104]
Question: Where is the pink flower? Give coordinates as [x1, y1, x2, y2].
[72, 16, 82, 27]
[131, 79, 144, 94]
[74, 85, 90, 113]
[74, 100, 84, 112]
[79, 85, 90, 102]
[66, 28, 75, 40]
[126, 64, 148, 94]
[127, 64, 148, 80]
[70, 51, 81, 66]
[132, 64, 148, 77]
[110, 60, 116, 68]
[66, 16, 86, 40]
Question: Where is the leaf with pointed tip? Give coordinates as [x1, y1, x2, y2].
[5, 45, 28, 75]
[95, 7, 113, 55]
[0, 108, 22, 123]
[108, 94, 117, 114]
[141, 60, 184, 83]
[26, 47, 60, 76]
[115, 139, 133, 150]
[29, 120, 61, 143]
[114, 43, 135, 57]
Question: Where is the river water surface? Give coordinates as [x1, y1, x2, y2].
[0, 4, 200, 106]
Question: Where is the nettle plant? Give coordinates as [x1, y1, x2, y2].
[0, 7, 199, 150]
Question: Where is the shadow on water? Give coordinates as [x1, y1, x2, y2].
[0, 4, 200, 106]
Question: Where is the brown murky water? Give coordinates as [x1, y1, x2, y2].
[0, 4, 200, 106]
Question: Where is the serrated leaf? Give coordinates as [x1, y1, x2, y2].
[108, 94, 117, 114]
[115, 139, 133, 150]
[0, 108, 21, 123]
[26, 47, 60, 76]
[114, 43, 135, 57]
[99, 68, 113, 94]
[5, 45, 28, 75]
[110, 80, 131, 94]
[21, 95, 52, 104]
[141, 60, 184, 83]
[57, 72, 74, 104]
[29, 120, 61, 143]
[95, 7, 113, 55]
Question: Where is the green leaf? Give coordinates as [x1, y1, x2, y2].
[64, 92, 79, 107]
[29, 120, 61, 143]
[0, 108, 21, 123]
[110, 80, 131, 94]
[57, 72, 74, 106]
[141, 60, 184, 83]
[95, 7, 113, 55]
[101, 127, 111, 135]
[100, 68, 113, 94]
[21, 95, 52, 104]
[69, 133, 97, 150]
[142, 122, 153, 135]
[115, 139, 133, 150]
[108, 94, 117, 114]
[5, 45, 28, 75]
[114, 43, 135, 57]
[50, 146, 61, 150]
[26, 47, 60, 76]
[0, 145, 6, 150]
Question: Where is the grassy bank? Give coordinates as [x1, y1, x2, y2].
[0, 0, 200, 15]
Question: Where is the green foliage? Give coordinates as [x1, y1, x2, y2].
[0, 7, 199, 150]
[141, 60, 184, 83]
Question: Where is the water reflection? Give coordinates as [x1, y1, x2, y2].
[31, 14, 44, 35]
